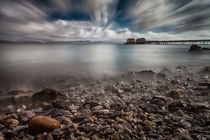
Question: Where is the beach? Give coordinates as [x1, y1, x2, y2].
[0, 65, 210, 139]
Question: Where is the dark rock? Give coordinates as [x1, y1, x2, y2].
[151, 98, 165, 107]
[0, 115, 12, 123]
[167, 89, 184, 99]
[156, 73, 167, 80]
[198, 82, 210, 87]
[83, 100, 100, 108]
[168, 101, 187, 112]
[0, 96, 16, 106]
[203, 47, 210, 50]
[105, 127, 114, 134]
[174, 128, 192, 140]
[14, 93, 32, 105]
[4, 130, 16, 138]
[13, 125, 27, 134]
[200, 92, 209, 96]
[31, 88, 67, 103]
[72, 114, 87, 123]
[137, 70, 155, 79]
[180, 119, 191, 129]
[201, 67, 210, 74]
[143, 120, 157, 131]
[189, 45, 203, 52]
[188, 102, 209, 112]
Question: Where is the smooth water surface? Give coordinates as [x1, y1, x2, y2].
[0, 43, 210, 86]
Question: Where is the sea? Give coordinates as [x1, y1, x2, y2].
[0, 43, 210, 87]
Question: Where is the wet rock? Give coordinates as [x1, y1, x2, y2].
[0, 96, 16, 106]
[189, 102, 209, 112]
[156, 73, 167, 80]
[41, 102, 53, 110]
[4, 119, 19, 129]
[111, 134, 120, 140]
[21, 110, 36, 119]
[0, 132, 3, 140]
[1, 67, 210, 139]
[14, 93, 32, 105]
[77, 136, 90, 140]
[13, 125, 27, 134]
[151, 97, 165, 107]
[138, 70, 155, 79]
[112, 86, 125, 95]
[176, 65, 187, 71]
[59, 116, 72, 125]
[202, 66, 210, 73]
[143, 120, 157, 131]
[90, 124, 100, 132]
[83, 100, 100, 108]
[180, 119, 191, 129]
[46, 133, 54, 140]
[104, 103, 111, 109]
[0, 115, 12, 123]
[171, 79, 180, 85]
[28, 116, 61, 135]
[4, 130, 16, 138]
[105, 127, 114, 134]
[174, 128, 192, 140]
[189, 45, 203, 52]
[168, 101, 187, 112]
[72, 113, 88, 123]
[31, 88, 67, 103]
[167, 89, 184, 99]
[0, 117, 19, 130]
[200, 92, 209, 96]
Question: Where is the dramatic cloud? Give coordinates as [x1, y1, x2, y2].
[0, 0, 210, 42]
[125, 0, 210, 32]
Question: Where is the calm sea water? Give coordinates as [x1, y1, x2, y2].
[0, 43, 210, 87]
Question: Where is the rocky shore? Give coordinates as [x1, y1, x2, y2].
[0, 66, 210, 140]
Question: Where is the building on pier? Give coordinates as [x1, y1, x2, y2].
[136, 38, 146, 44]
[126, 38, 136, 44]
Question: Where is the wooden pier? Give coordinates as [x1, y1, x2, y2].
[125, 38, 210, 45]
[144, 40, 210, 45]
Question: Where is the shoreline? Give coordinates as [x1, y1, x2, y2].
[0, 65, 210, 139]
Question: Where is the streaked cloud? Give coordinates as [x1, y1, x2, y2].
[0, 0, 210, 42]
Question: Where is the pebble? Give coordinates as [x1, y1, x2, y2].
[28, 116, 61, 135]
[0, 67, 210, 139]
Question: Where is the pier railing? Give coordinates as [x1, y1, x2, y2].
[141, 40, 210, 45]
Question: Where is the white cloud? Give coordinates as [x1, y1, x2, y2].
[126, 0, 210, 32]
[0, 0, 210, 42]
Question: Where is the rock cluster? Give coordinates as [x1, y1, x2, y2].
[0, 67, 209, 139]
[189, 45, 203, 52]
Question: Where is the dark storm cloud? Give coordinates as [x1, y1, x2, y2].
[0, 0, 209, 41]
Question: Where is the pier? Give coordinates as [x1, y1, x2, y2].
[125, 38, 210, 45]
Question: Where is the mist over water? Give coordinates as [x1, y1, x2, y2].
[0, 43, 210, 89]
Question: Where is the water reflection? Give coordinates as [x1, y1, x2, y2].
[0, 43, 210, 87]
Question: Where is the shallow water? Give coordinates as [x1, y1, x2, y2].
[0, 43, 210, 87]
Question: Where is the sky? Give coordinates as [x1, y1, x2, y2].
[0, 0, 210, 42]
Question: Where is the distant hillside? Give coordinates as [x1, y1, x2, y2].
[0, 40, 120, 45]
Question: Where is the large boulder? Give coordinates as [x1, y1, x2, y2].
[31, 88, 67, 103]
[189, 45, 203, 52]
[203, 47, 210, 50]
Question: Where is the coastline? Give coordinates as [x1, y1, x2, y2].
[0, 65, 210, 139]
